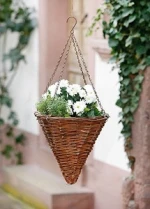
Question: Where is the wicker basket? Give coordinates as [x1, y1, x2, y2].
[35, 112, 108, 184]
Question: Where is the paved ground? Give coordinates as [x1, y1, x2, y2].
[0, 190, 34, 209]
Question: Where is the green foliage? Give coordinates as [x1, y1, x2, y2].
[36, 98, 50, 115]
[15, 152, 23, 165]
[15, 134, 26, 145]
[87, 8, 103, 36]
[47, 97, 69, 117]
[1, 145, 13, 159]
[0, 0, 36, 164]
[88, 0, 150, 165]
[82, 103, 103, 118]
[37, 96, 69, 117]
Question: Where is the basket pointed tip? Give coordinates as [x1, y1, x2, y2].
[63, 173, 79, 185]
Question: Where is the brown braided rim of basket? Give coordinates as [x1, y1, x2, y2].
[35, 112, 108, 184]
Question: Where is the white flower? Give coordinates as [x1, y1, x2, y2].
[68, 100, 73, 106]
[67, 84, 81, 96]
[59, 79, 69, 88]
[79, 89, 87, 98]
[48, 84, 56, 97]
[67, 106, 73, 115]
[48, 83, 61, 97]
[42, 92, 49, 100]
[84, 85, 95, 96]
[85, 95, 97, 104]
[73, 101, 86, 115]
[84, 84, 92, 91]
[67, 100, 73, 115]
[96, 104, 101, 111]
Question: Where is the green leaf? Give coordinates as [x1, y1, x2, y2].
[124, 106, 130, 114]
[6, 126, 14, 138]
[15, 134, 26, 145]
[13, 119, 19, 126]
[108, 38, 119, 48]
[87, 110, 95, 118]
[134, 75, 144, 83]
[130, 104, 138, 113]
[125, 36, 132, 47]
[109, 56, 118, 63]
[123, 79, 130, 85]
[2, 145, 13, 159]
[84, 107, 90, 112]
[121, 8, 134, 18]
[131, 67, 139, 74]
[16, 152, 23, 165]
[136, 45, 148, 55]
[124, 15, 136, 27]
[122, 98, 129, 104]
[145, 56, 150, 66]
[0, 95, 12, 107]
[8, 111, 16, 120]
[0, 118, 4, 125]
[116, 99, 122, 108]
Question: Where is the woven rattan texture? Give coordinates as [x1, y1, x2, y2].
[35, 112, 108, 184]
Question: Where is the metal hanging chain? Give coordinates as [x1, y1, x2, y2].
[53, 34, 73, 98]
[71, 35, 87, 85]
[44, 32, 73, 93]
[44, 17, 77, 93]
[72, 33, 106, 114]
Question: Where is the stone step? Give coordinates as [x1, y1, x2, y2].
[2, 165, 94, 209]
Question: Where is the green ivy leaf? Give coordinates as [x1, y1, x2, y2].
[15, 134, 26, 145]
[134, 75, 144, 83]
[124, 15, 136, 27]
[136, 45, 148, 55]
[6, 126, 14, 138]
[123, 78, 130, 85]
[145, 56, 150, 65]
[87, 110, 95, 118]
[121, 8, 134, 18]
[16, 152, 23, 165]
[125, 36, 132, 47]
[0, 95, 12, 107]
[108, 38, 119, 47]
[2, 145, 13, 159]
[0, 118, 4, 125]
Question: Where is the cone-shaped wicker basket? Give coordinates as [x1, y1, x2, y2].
[35, 17, 109, 184]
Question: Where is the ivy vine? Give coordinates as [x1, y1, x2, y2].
[0, 0, 37, 164]
[88, 0, 150, 168]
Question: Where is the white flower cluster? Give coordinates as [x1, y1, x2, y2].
[42, 79, 100, 117]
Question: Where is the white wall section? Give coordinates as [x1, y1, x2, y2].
[94, 53, 130, 171]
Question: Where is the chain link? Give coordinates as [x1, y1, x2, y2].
[44, 33, 73, 93]
[54, 34, 73, 97]
[72, 34, 106, 114]
[71, 35, 87, 85]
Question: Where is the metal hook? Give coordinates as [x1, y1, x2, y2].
[67, 17, 77, 33]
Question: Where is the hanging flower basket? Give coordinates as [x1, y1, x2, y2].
[35, 17, 109, 184]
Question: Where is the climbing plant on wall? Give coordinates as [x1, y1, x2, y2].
[88, 0, 150, 168]
[0, 0, 37, 164]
